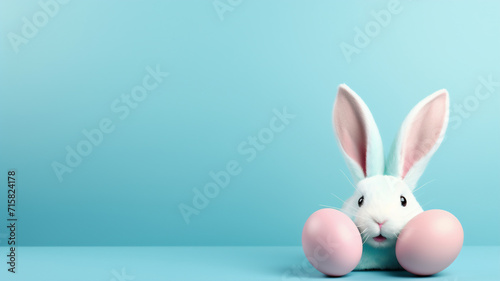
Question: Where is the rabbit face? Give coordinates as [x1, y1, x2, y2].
[342, 175, 423, 248]
[333, 84, 449, 251]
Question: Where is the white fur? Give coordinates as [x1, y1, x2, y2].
[333, 85, 449, 270]
[341, 176, 423, 270]
[333, 84, 385, 184]
[385, 90, 450, 190]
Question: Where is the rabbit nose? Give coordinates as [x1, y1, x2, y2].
[375, 220, 386, 228]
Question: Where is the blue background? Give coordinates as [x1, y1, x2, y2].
[0, 0, 499, 247]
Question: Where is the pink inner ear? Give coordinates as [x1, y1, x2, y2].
[401, 93, 447, 178]
[334, 89, 367, 176]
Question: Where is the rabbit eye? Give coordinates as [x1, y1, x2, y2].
[400, 196, 407, 207]
[358, 196, 364, 207]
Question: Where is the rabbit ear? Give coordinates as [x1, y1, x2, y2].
[333, 84, 384, 184]
[386, 90, 449, 190]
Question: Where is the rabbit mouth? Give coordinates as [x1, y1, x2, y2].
[373, 235, 387, 242]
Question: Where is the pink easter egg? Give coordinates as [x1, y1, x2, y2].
[302, 208, 362, 276]
[396, 209, 464, 276]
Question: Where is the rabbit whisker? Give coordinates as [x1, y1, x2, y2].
[319, 204, 337, 209]
[319, 205, 356, 216]
[339, 169, 361, 193]
[413, 179, 436, 193]
[421, 200, 434, 208]
[318, 204, 372, 222]
[330, 193, 347, 204]
[318, 205, 360, 219]
[341, 205, 372, 220]
[362, 234, 370, 245]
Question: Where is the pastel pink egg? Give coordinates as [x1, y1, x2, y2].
[396, 209, 464, 276]
[302, 208, 362, 276]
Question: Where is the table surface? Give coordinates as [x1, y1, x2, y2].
[1, 246, 498, 281]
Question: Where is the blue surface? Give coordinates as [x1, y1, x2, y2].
[1, 1, 500, 247]
[1, 246, 498, 280]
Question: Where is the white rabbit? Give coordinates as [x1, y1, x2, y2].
[332, 84, 449, 270]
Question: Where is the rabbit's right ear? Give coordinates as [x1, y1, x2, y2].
[333, 84, 384, 184]
[385, 90, 449, 190]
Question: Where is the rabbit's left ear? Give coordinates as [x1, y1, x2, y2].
[333, 84, 385, 184]
[386, 90, 449, 190]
